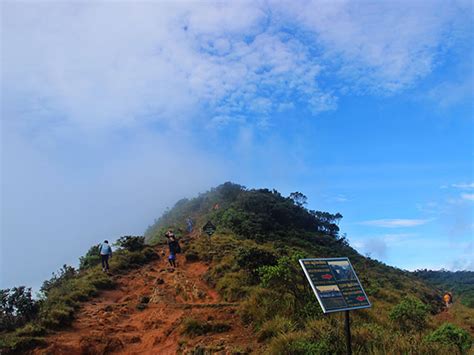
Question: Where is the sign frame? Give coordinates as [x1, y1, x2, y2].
[202, 220, 216, 237]
[299, 257, 371, 314]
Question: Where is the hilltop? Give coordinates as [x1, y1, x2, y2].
[1, 182, 473, 354]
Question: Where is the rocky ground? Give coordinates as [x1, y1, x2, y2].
[32, 246, 259, 354]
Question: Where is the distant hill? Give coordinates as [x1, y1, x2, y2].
[413, 269, 474, 308]
[2, 182, 473, 354]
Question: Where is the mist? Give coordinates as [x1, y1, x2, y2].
[0, 124, 225, 291]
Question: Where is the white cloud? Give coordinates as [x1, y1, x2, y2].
[453, 182, 474, 189]
[280, 0, 470, 93]
[2, 1, 469, 132]
[461, 193, 474, 201]
[327, 194, 349, 202]
[359, 218, 431, 228]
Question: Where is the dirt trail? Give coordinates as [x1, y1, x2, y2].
[33, 245, 259, 354]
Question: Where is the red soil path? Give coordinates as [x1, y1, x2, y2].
[32, 251, 260, 354]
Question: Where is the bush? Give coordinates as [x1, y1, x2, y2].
[235, 245, 276, 282]
[0, 287, 38, 331]
[0, 334, 46, 354]
[40, 265, 77, 296]
[426, 323, 473, 354]
[14, 323, 46, 337]
[389, 296, 429, 332]
[79, 245, 101, 270]
[115, 236, 145, 252]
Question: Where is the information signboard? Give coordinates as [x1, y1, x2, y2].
[202, 221, 216, 236]
[299, 257, 371, 314]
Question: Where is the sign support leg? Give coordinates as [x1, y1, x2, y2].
[345, 310, 352, 355]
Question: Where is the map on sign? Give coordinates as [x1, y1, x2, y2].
[299, 257, 371, 313]
[202, 221, 216, 236]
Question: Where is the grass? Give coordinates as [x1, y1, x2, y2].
[0, 245, 159, 354]
[181, 318, 231, 337]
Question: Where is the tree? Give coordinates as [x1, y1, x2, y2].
[79, 244, 101, 270]
[0, 286, 38, 331]
[310, 211, 343, 237]
[289, 192, 308, 207]
[115, 236, 145, 252]
[236, 245, 277, 282]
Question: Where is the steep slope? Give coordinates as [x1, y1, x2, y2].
[2, 182, 472, 354]
[33, 237, 260, 354]
[413, 269, 474, 308]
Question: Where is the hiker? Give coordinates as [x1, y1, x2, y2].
[443, 292, 453, 308]
[165, 230, 179, 268]
[186, 218, 193, 233]
[99, 240, 112, 272]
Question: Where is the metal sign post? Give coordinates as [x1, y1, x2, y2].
[345, 310, 352, 355]
[299, 257, 371, 355]
[202, 221, 216, 255]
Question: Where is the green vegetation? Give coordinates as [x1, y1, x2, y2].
[147, 182, 473, 354]
[413, 269, 474, 308]
[426, 323, 473, 354]
[0, 236, 158, 354]
[181, 318, 231, 337]
[0, 287, 38, 331]
[389, 296, 429, 332]
[2, 183, 473, 354]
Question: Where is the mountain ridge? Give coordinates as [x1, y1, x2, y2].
[1, 182, 472, 354]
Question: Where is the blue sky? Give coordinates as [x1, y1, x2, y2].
[1, 1, 473, 291]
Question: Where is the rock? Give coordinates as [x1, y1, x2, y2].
[139, 295, 150, 304]
[80, 335, 123, 354]
[136, 303, 148, 311]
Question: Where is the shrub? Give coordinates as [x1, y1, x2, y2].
[40, 265, 77, 296]
[426, 323, 473, 354]
[115, 236, 145, 252]
[84, 270, 115, 290]
[0, 287, 38, 331]
[0, 334, 46, 354]
[14, 323, 46, 337]
[235, 245, 276, 282]
[389, 296, 429, 332]
[79, 245, 101, 270]
[38, 303, 75, 329]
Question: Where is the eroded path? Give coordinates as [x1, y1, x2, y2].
[33, 249, 259, 354]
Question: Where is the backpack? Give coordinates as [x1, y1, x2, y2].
[175, 241, 182, 254]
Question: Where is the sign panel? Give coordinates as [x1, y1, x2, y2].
[202, 221, 216, 236]
[299, 257, 371, 313]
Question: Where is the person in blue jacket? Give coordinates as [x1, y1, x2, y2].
[99, 240, 113, 272]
